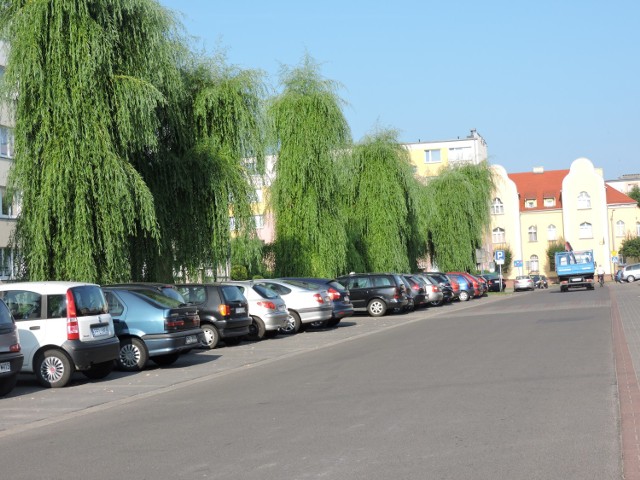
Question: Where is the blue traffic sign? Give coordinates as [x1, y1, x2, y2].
[494, 250, 505, 261]
[514, 260, 523, 267]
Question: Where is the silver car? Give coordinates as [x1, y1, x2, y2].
[223, 281, 288, 340]
[253, 279, 333, 334]
[514, 276, 535, 292]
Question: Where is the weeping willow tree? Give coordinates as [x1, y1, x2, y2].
[344, 129, 428, 273]
[424, 162, 494, 272]
[130, 59, 267, 281]
[0, 0, 189, 282]
[269, 55, 350, 277]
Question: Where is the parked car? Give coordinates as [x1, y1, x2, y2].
[412, 274, 445, 306]
[223, 281, 289, 340]
[336, 273, 408, 317]
[174, 283, 252, 348]
[252, 279, 333, 334]
[103, 287, 204, 371]
[280, 278, 354, 327]
[472, 274, 489, 295]
[447, 272, 482, 299]
[106, 282, 186, 303]
[0, 299, 23, 396]
[621, 263, 640, 283]
[421, 272, 455, 304]
[0, 282, 120, 388]
[514, 276, 535, 291]
[399, 275, 423, 311]
[445, 273, 474, 302]
[480, 273, 506, 292]
[529, 274, 548, 289]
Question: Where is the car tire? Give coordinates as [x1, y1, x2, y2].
[430, 299, 444, 307]
[458, 290, 470, 302]
[247, 316, 266, 341]
[0, 374, 18, 396]
[280, 310, 302, 335]
[367, 299, 387, 317]
[35, 349, 73, 388]
[151, 353, 180, 366]
[200, 323, 220, 349]
[118, 337, 148, 372]
[82, 361, 114, 380]
[628, 276, 635, 283]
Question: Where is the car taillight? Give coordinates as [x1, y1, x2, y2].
[411, 284, 420, 291]
[394, 287, 402, 299]
[66, 289, 79, 340]
[327, 287, 341, 301]
[10, 343, 20, 352]
[313, 293, 324, 304]
[219, 304, 231, 316]
[257, 300, 276, 310]
[165, 319, 185, 329]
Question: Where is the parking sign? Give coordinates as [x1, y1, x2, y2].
[495, 250, 505, 265]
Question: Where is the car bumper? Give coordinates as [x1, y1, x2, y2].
[297, 306, 333, 324]
[260, 311, 289, 330]
[142, 328, 207, 356]
[62, 336, 120, 370]
[214, 317, 252, 339]
[0, 352, 24, 377]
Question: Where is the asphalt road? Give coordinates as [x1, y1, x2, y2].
[0, 287, 620, 479]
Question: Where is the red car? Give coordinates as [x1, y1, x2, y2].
[447, 272, 483, 298]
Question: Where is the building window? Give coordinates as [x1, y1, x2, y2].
[543, 197, 556, 207]
[0, 188, 14, 217]
[448, 146, 471, 163]
[547, 224, 557, 241]
[525, 198, 537, 208]
[577, 191, 591, 209]
[616, 220, 625, 237]
[579, 222, 593, 239]
[528, 225, 537, 242]
[0, 248, 14, 278]
[529, 255, 539, 272]
[253, 214, 264, 229]
[424, 149, 441, 163]
[491, 198, 504, 215]
[492, 227, 505, 243]
[0, 126, 14, 158]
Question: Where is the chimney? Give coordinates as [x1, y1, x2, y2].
[533, 166, 544, 174]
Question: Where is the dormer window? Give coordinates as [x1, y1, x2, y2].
[525, 198, 537, 208]
[543, 197, 555, 207]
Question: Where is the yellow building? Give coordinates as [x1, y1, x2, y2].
[490, 158, 639, 279]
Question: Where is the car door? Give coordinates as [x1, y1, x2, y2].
[341, 276, 370, 309]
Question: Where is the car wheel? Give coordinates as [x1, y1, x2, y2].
[458, 290, 470, 302]
[247, 316, 266, 341]
[118, 337, 148, 372]
[151, 353, 180, 366]
[280, 310, 301, 335]
[0, 374, 18, 396]
[82, 361, 114, 380]
[35, 349, 73, 388]
[628, 276, 636, 283]
[367, 299, 387, 317]
[200, 323, 220, 349]
[430, 299, 444, 307]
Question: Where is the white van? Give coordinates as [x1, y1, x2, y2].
[621, 263, 640, 283]
[0, 282, 120, 388]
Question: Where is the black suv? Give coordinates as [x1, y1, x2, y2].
[175, 284, 252, 349]
[336, 273, 408, 317]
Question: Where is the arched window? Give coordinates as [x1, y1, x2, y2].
[579, 222, 593, 238]
[616, 220, 625, 237]
[492, 227, 505, 243]
[529, 254, 539, 272]
[491, 198, 504, 215]
[577, 191, 591, 209]
[547, 224, 557, 241]
[528, 225, 537, 242]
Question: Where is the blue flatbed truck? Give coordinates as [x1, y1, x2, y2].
[555, 249, 595, 292]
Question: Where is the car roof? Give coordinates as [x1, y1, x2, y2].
[0, 281, 100, 293]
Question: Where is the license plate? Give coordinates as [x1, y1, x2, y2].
[236, 307, 245, 313]
[570, 278, 581, 282]
[278, 304, 286, 311]
[185, 335, 197, 345]
[0, 361, 10, 373]
[344, 296, 349, 302]
[92, 326, 109, 337]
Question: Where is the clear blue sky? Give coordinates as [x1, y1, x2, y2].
[160, 0, 639, 180]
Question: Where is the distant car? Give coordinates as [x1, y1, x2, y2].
[222, 281, 288, 340]
[480, 273, 506, 292]
[174, 284, 252, 348]
[252, 279, 333, 334]
[103, 287, 205, 371]
[0, 299, 23, 396]
[529, 274, 548, 289]
[447, 272, 482, 299]
[411, 274, 444, 306]
[106, 282, 186, 303]
[336, 273, 408, 317]
[514, 276, 535, 292]
[280, 277, 354, 327]
[420, 272, 454, 304]
[445, 273, 474, 302]
[0, 282, 120, 388]
[621, 263, 640, 283]
[399, 275, 424, 311]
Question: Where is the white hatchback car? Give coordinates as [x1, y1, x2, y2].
[0, 282, 120, 388]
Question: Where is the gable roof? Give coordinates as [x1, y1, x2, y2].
[507, 170, 569, 212]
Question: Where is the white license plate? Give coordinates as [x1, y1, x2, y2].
[236, 307, 245, 313]
[278, 305, 286, 311]
[570, 278, 581, 282]
[0, 361, 10, 373]
[92, 326, 109, 337]
[185, 335, 197, 345]
[344, 296, 349, 302]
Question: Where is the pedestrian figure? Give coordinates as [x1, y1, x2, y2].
[565, 241, 576, 264]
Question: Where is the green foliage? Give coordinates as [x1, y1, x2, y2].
[502, 245, 513, 276]
[344, 129, 427, 273]
[620, 236, 640, 261]
[230, 264, 249, 280]
[269, 55, 351, 277]
[628, 185, 640, 207]
[546, 238, 567, 272]
[424, 163, 494, 272]
[0, 0, 191, 282]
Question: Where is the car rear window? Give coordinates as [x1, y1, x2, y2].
[131, 289, 183, 308]
[252, 284, 279, 299]
[221, 285, 245, 303]
[176, 286, 206, 304]
[70, 285, 108, 316]
[327, 280, 346, 292]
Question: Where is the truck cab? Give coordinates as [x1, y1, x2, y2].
[555, 249, 596, 292]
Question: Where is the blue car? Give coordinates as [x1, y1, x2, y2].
[102, 287, 205, 371]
